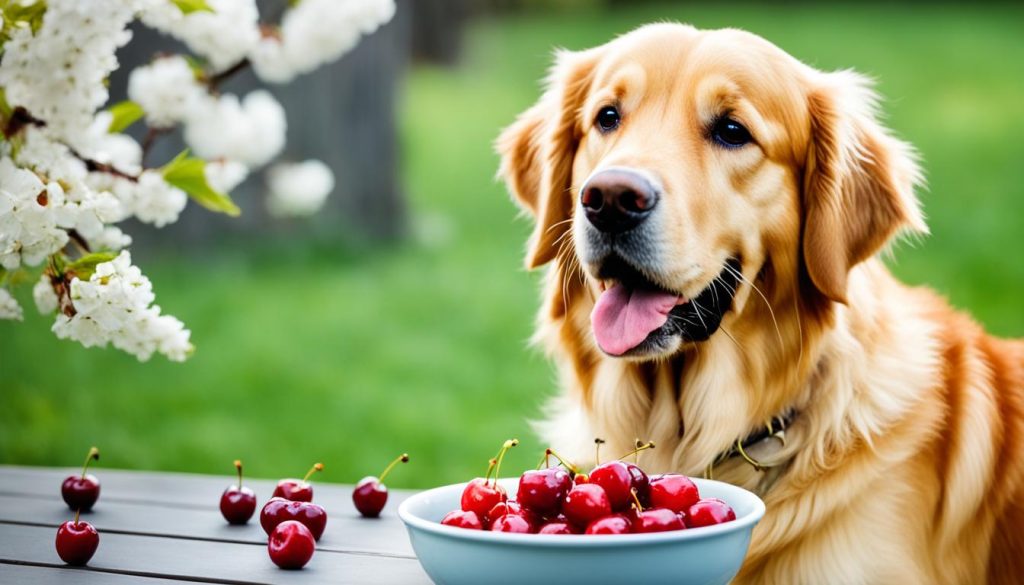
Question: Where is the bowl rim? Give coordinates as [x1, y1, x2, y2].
[398, 476, 765, 546]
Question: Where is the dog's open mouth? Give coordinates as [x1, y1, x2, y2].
[590, 257, 742, 356]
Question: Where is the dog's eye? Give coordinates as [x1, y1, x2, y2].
[711, 117, 752, 148]
[595, 106, 621, 132]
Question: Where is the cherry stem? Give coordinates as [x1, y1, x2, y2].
[630, 488, 644, 513]
[81, 447, 99, 479]
[594, 438, 605, 466]
[234, 460, 243, 489]
[378, 453, 409, 483]
[545, 448, 580, 475]
[74, 508, 81, 525]
[618, 441, 656, 462]
[535, 450, 551, 470]
[491, 439, 519, 484]
[484, 458, 497, 482]
[301, 462, 324, 483]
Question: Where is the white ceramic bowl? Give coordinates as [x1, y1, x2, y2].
[399, 477, 765, 585]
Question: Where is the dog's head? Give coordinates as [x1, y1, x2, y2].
[498, 23, 925, 360]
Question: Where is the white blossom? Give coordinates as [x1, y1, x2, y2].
[266, 159, 335, 218]
[140, 0, 259, 73]
[205, 159, 249, 193]
[52, 251, 193, 361]
[252, 0, 396, 84]
[183, 90, 286, 168]
[15, 126, 89, 187]
[0, 0, 138, 141]
[86, 226, 133, 252]
[131, 171, 188, 228]
[127, 55, 205, 128]
[0, 288, 23, 320]
[33, 275, 59, 314]
[73, 112, 144, 174]
[0, 157, 68, 270]
[53, 181, 127, 241]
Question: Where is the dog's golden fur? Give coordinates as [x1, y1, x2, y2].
[497, 23, 1024, 584]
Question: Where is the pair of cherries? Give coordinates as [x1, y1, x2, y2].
[441, 440, 735, 535]
[56, 447, 101, 566]
[221, 454, 409, 570]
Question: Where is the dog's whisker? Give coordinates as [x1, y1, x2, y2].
[691, 299, 710, 331]
[724, 263, 784, 353]
[719, 325, 745, 356]
[545, 216, 575, 236]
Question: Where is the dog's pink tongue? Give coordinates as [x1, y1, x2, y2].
[591, 284, 680, 356]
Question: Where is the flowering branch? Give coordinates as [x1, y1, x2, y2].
[0, 0, 397, 360]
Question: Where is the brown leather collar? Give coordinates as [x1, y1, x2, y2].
[706, 410, 796, 477]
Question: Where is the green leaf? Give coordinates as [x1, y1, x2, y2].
[0, 0, 48, 41]
[170, 0, 214, 14]
[162, 151, 241, 217]
[183, 55, 207, 80]
[0, 88, 12, 121]
[66, 252, 117, 281]
[106, 100, 145, 133]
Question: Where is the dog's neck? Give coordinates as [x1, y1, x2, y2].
[534, 257, 927, 496]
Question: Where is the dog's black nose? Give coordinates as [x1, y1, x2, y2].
[580, 169, 658, 234]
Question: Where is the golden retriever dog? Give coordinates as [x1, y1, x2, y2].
[497, 23, 1024, 584]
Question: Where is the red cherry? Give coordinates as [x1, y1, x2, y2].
[584, 514, 631, 534]
[441, 509, 483, 529]
[55, 515, 99, 566]
[273, 462, 323, 502]
[562, 483, 612, 527]
[260, 497, 327, 540]
[634, 507, 686, 533]
[268, 520, 315, 570]
[489, 513, 533, 533]
[61, 447, 100, 512]
[623, 504, 643, 526]
[353, 453, 409, 518]
[517, 468, 571, 516]
[537, 521, 576, 534]
[220, 460, 257, 525]
[624, 463, 651, 505]
[574, 473, 590, 484]
[460, 478, 507, 517]
[589, 461, 634, 511]
[487, 501, 540, 527]
[649, 474, 699, 513]
[686, 498, 736, 528]
[460, 439, 518, 517]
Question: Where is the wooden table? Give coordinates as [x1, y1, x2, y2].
[0, 465, 432, 584]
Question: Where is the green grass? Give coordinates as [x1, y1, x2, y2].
[2, 3, 1022, 488]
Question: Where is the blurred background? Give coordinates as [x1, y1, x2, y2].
[2, 1, 1022, 489]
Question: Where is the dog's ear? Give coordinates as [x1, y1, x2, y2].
[497, 48, 601, 269]
[802, 71, 927, 303]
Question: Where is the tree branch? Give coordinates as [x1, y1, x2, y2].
[3, 107, 45, 138]
[207, 58, 251, 92]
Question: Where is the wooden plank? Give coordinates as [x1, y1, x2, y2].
[0, 562, 235, 585]
[0, 494, 415, 558]
[0, 523, 431, 585]
[0, 465, 414, 514]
